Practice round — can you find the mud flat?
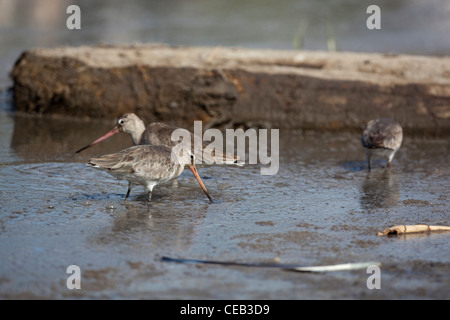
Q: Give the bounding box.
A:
[10,44,450,135]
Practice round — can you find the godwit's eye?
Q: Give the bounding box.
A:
[190,154,194,160]
[118,119,124,125]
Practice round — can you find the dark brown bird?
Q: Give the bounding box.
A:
[76,113,242,165]
[361,118,403,171]
[87,145,213,202]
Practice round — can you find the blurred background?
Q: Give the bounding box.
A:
[0,0,449,89]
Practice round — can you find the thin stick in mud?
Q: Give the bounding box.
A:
[378,224,450,236]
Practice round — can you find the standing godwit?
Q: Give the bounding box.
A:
[76,113,241,165]
[87,144,213,202]
[361,118,403,171]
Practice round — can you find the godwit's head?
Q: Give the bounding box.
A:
[75,113,146,153]
[116,113,145,139]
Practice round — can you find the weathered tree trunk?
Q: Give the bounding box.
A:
[10,44,450,135]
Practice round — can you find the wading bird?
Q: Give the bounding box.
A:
[361,118,403,171]
[87,144,213,202]
[76,113,241,165]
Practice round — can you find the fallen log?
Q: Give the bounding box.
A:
[10,44,450,134]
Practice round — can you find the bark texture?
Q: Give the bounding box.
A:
[10,44,450,135]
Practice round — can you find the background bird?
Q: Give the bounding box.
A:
[361,118,403,171]
[76,113,242,166]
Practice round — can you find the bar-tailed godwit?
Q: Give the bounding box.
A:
[76,113,241,165]
[87,144,213,202]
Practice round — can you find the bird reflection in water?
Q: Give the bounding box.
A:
[360,169,400,210]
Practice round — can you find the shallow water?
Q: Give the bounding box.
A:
[0,112,448,299]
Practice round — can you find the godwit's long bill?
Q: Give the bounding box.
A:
[75,127,119,154]
[75,113,241,165]
[87,145,213,202]
[361,118,403,171]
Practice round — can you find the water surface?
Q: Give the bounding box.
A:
[1,0,450,88]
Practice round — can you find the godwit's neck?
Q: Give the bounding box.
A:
[131,118,146,145]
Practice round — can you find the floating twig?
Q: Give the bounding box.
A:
[161,256,380,273]
[378,224,450,236]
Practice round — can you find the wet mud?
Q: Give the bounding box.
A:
[0,113,449,299]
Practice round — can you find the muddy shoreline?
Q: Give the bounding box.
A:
[0,115,448,299]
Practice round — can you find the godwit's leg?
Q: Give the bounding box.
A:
[387,151,396,168]
[147,184,156,202]
[125,182,133,200]
[366,150,372,172]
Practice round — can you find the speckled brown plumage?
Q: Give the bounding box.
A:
[77,113,241,165]
[87,144,213,202]
[361,118,403,171]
